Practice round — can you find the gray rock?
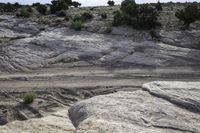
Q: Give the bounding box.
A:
[0,110,75,133]
[143,81,200,113]
[160,30,200,49]
[1,15,200,72]
[69,82,200,133]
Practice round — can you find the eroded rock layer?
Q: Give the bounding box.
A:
[69,82,200,133]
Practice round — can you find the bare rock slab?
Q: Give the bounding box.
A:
[0,110,75,133]
[143,81,200,113]
[69,82,200,133]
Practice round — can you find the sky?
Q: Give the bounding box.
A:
[0,0,198,6]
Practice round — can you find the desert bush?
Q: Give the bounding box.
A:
[0,2,19,12]
[23,92,37,104]
[101,13,107,19]
[16,7,32,18]
[71,20,83,31]
[32,3,40,7]
[73,15,82,21]
[175,3,200,27]
[14,2,21,9]
[113,10,123,26]
[64,0,73,5]
[113,0,159,29]
[108,0,115,6]
[72,1,81,8]
[156,1,162,11]
[50,0,69,14]
[36,4,47,15]
[57,10,66,17]
[81,12,93,21]
[27,7,33,13]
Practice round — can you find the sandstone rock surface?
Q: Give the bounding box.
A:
[69,82,200,133]
[0,15,200,72]
[0,110,75,133]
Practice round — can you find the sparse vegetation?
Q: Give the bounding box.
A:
[71,20,83,31]
[36,4,47,15]
[16,7,32,18]
[0,2,21,12]
[73,15,82,21]
[23,92,37,104]
[175,3,200,27]
[113,11,123,26]
[81,12,93,21]
[50,0,69,14]
[113,0,159,29]
[57,10,66,17]
[156,1,163,11]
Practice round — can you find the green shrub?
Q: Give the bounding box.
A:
[114,0,159,29]
[36,4,47,15]
[156,1,162,11]
[3,2,16,12]
[23,92,37,104]
[0,2,21,12]
[16,7,32,18]
[72,1,81,8]
[27,7,33,13]
[32,3,40,7]
[113,11,123,26]
[175,3,200,27]
[73,15,82,21]
[108,0,115,6]
[57,10,66,17]
[81,12,93,21]
[50,0,69,14]
[71,20,83,31]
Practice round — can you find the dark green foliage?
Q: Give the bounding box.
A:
[72,1,81,8]
[175,3,200,27]
[23,92,37,104]
[136,5,159,28]
[108,0,115,6]
[156,1,162,11]
[73,15,82,21]
[0,2,21,12]
[16,7,32,18]
[32,3,40,7]
[113,11,123,26]
[36,4,47,15]
[50,0,69,14]
[14,2,21,8]
[27,7,33,13]
[81,12,93,21]
[101,13,107,19]
[71,20,83,31]
[64,0,73,5]
[57,10,66,17]
[114,0,159,29]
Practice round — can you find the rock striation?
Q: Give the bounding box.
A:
[69,81,200,133]
[1,15,200,72]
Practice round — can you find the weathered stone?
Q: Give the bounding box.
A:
[143,81,200,113]
[0,110,75,133]
[69,82,200,132]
